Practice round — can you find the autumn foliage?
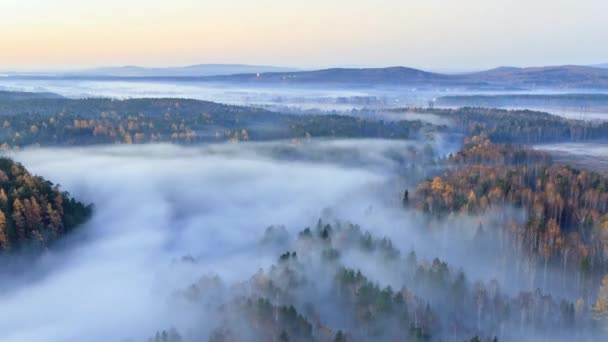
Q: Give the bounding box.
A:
[0,158,92,252]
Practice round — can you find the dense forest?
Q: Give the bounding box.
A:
[389,107,608,144]
[2,95,608,149]
[0,96,434,148]
[0,158,92,252]
[441,107,608,143]
[409,134,608,330]
[448,135,552,166]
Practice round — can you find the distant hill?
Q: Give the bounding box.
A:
[464,65,608,88]
[201,65,608,89]
[592,63,608,69]
[6,65,608,89]
[0,91,63,100]
[66,64,301,77]
[202,66,455,85]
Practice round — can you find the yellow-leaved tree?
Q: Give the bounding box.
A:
[0,209,7,250]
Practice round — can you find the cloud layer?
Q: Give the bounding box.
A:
[1,139,451,341]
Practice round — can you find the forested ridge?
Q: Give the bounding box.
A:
[0,158,92,252]
[449,135,552,166]
[390,107,608,144]
[0,96,433,148]
[3,94,608,149]
[408,133,608,333]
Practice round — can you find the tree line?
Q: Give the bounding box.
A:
[0,96,434,148]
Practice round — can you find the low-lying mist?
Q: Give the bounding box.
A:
[0,139,595,341]
[534,141,608,175]
[0,140,433,341]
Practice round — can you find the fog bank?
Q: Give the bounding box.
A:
[0,138,577,341]
[0,140,441,341]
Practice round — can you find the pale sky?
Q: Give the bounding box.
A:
[1,0,607,71]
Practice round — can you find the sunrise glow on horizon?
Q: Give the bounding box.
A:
[2,0,607,70]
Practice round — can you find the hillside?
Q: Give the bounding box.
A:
[203,66,454,84]
[0,93,436,147]
[465,65,608,88]
[0,158,92,252]
[3,93,608,148]
[391,107,608,144]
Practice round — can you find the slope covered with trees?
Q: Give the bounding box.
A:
[390,107,608,144]
[0,95,438,148]
[409,134,608,323]
[0,158,92,252]
[3,93,607,149]
[449,134,552,166]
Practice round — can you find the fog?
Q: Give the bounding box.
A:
[0,78,415,110]
[535,142,608,174]
[0,140,440,341]
[0,139,602,341]
[0,77,537,113]
[6,78,606,119]
[535,142,608,157]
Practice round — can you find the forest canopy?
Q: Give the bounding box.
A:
[0,96,435,148]
[0,157,92,252]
